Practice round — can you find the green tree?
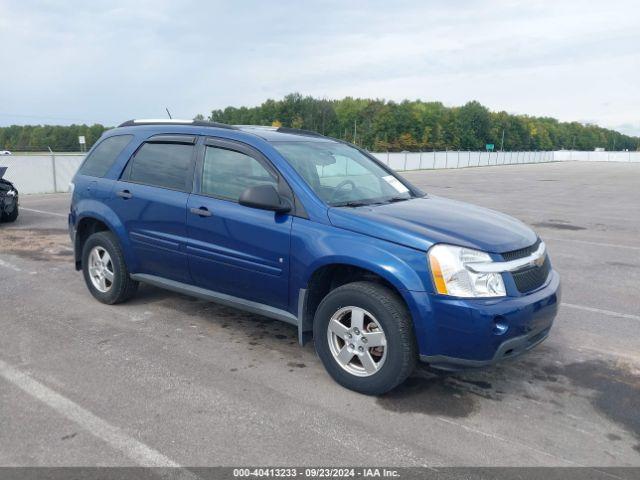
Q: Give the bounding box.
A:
[4,95,638,152]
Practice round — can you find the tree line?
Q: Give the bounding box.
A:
[203,93,639,152]
[1,93,637,152]
[0,124,107,152]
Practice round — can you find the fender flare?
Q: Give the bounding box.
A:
[297,244,427,344]
[74,200,137,272]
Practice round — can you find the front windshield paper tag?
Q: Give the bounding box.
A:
[383,175,409,193]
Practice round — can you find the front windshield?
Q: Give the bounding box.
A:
[273,141,413,206]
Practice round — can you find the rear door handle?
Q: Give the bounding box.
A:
[190,207,212,217]
[116,190,133,199]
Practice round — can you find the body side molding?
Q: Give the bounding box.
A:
[130,274,298,326]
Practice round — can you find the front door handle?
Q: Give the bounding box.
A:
[116,189,133,199]
[190,207,212,217]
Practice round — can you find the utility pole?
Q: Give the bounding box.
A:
[353,119,357,145]
[500,129,505,152]
[48,146,58,193]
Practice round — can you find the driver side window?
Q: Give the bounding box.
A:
[201,146,277,201]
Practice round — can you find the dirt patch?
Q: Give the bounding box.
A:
[561,360,640,442]
[533,221,586,231]
[287,362,306,368]
[130,285,304,359]
[453,378,492,390]
[607,261,639,269]
[377,352,637,426]
[376,373,478,418]
[0,228,73,261]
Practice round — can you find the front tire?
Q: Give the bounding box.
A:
[82,231,138,304]
[313,281,417,395]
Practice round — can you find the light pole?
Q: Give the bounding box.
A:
[353,119,357,145]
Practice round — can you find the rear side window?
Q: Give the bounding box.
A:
[77,135,133,177]
[201,146,277,201]
[124,143,194,191]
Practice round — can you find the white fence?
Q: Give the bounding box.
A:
[1,150,639,195]
[552,150,640,162]
[0,153,85,195]
[373,150,640,170]
[372,151,556,170]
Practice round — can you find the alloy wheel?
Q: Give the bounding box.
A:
[326,306,388,377]
[88,246,114,293]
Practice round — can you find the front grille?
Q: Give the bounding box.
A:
[501,238,541,261]
[511,255,551,293]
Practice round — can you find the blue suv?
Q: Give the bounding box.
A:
[69,120,560,394]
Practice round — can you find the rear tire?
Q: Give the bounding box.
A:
[313,281,417,395]
[82,231,138,304]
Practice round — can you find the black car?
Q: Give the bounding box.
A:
[0,166,19,223]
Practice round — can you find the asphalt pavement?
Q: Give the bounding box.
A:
[0,161,639,470]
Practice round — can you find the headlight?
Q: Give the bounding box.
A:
[6,190,16,197]
[428,244,506,298]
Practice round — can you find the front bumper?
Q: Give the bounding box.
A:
[420,324,552,370]
[408,269,560,370]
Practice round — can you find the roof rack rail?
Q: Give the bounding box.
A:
[117,119,237,130]
[234,125,278,131]
[234,124,327,138]
[275,127,325,137]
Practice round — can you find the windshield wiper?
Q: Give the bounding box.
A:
[332,200,374,208]
[386,196,411,203]
[333,197,410,207]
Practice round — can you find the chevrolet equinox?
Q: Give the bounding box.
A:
[69,120,560,394]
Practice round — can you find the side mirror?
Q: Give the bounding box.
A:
[239,184,291,213]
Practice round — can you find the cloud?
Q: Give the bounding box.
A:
[0,0,638,135]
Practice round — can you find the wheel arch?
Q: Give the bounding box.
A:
[297,258,418,345]
[74,209,132,271]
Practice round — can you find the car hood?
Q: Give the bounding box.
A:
[328,196,537,253]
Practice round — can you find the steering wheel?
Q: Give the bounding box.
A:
[329,179,357,202]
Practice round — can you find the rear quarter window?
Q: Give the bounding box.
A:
[77,135,133,177]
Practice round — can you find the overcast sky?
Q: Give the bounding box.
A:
[1,0,638,135]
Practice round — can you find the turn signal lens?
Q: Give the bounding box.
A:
[428,254,448,295]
